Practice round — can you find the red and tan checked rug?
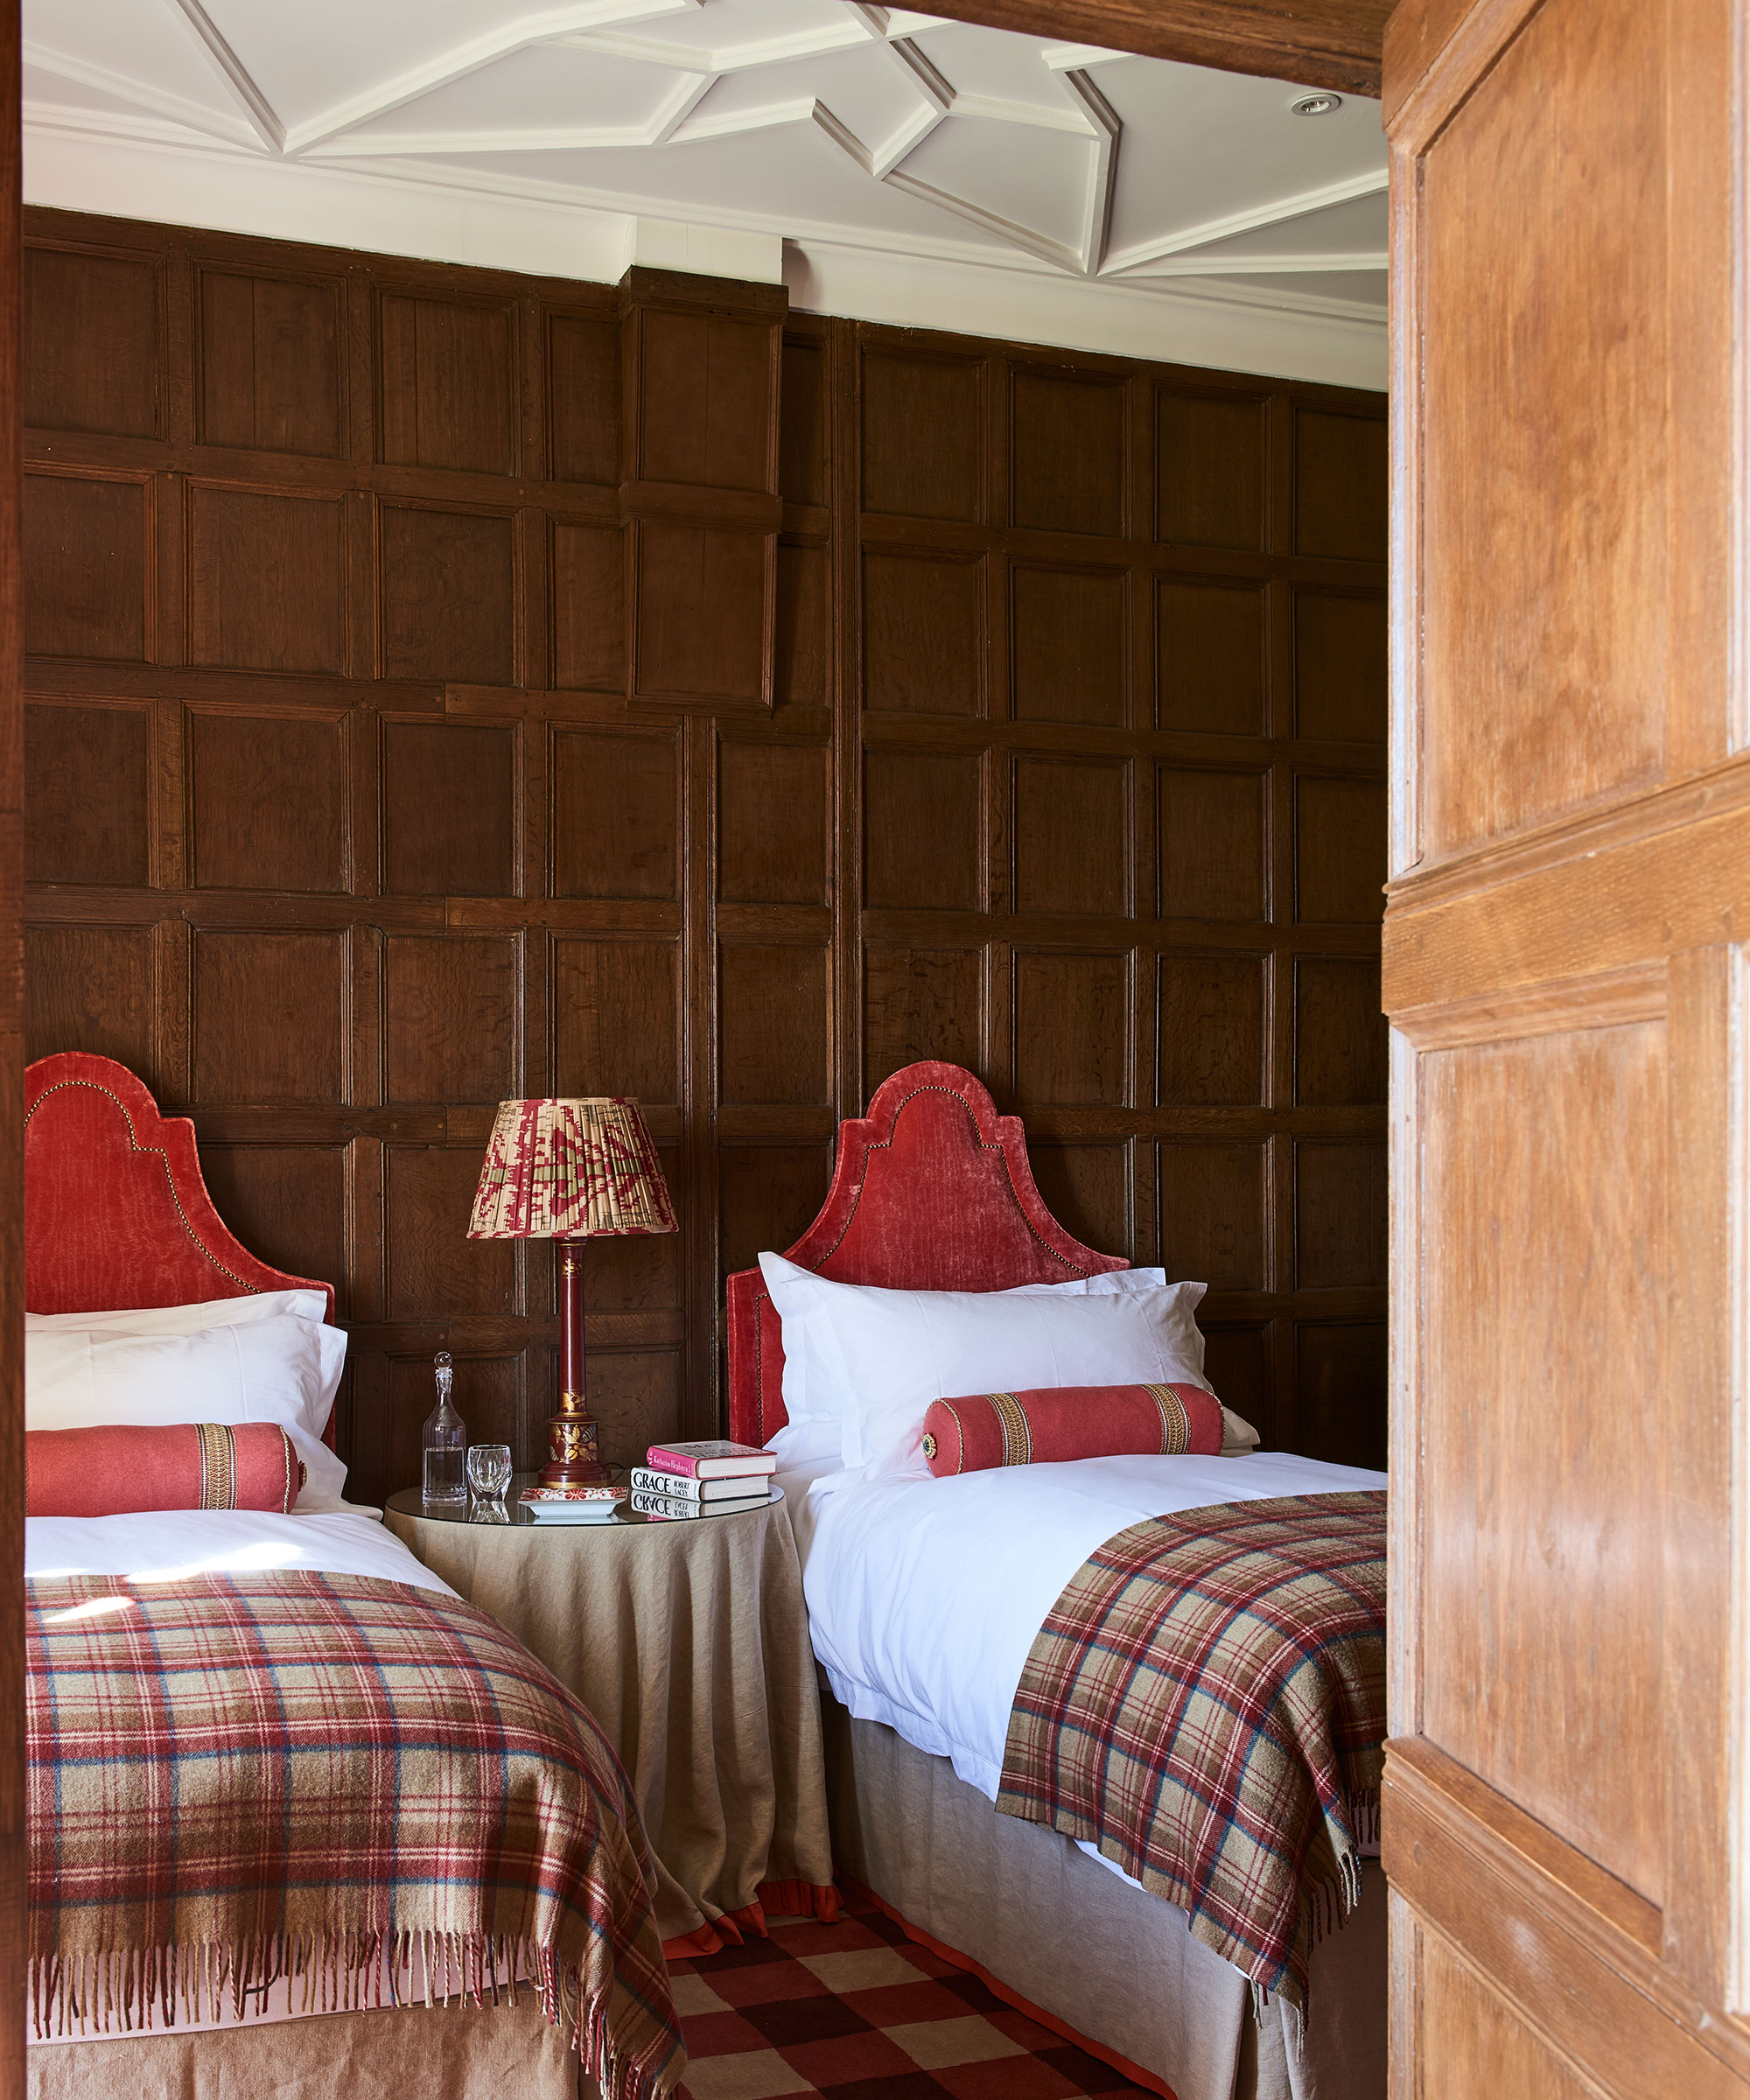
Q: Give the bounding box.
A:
[671,1887,1156,2100]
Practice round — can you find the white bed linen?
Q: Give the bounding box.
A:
[780,1447,1387,1810]
[25,1503,458,1597]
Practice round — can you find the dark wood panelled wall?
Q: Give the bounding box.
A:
[20,205,1387,1503]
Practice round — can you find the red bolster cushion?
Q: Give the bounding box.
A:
[26,1423,306,1517]
[921,1383,1223,1477]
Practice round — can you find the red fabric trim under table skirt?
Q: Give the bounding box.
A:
[660,1879,841,1962]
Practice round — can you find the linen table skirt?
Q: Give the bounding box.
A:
[387,1494,834,1950]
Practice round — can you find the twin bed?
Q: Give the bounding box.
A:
[22,1051,1386,2100]
[727,1063,1388,2100]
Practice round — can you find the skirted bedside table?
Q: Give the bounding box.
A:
[385,1474,836,1956]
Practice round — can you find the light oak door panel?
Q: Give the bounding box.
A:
[1385,0,1748,2092]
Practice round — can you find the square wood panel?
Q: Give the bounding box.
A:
[386,1351,525,1493]
[864,749,984,911]
[1159,1139,1267,1291]
[780,338,828,507]
[1013,755,1130,917]
[1158,766,1269,922]
[1296,775,1388,923]
[1295,956,1386,1106]
[1012,950,1130,1106]
[1012,564,1127,727]
[1158,580,1266,736]
[187,485,345,674]
[383,934,519,1104]
[551,937,679,1104]
[379,504,515,684]
[192,929,346,1103]
[1296,1322,1386,1472]
[720,738,829,904]
[864,946,984,1091]
[863,550,984,716]
[636,309,774,493]
[550,726,679,900]
[25,244,159,438]
[1202,1325,1270,1443]
[385,1145,516,1319]
[25,473,149,661]
[381,719,517,898]
[1158,955,1266,1107]
[551,522,624,691]
[861,350,984,523]
[199,269,344,458]
[1294,410,1388,563]
[547,311,619,485]
[190,709,347,893]
[718,1143,833,1275]
[1295,592,1387,744]
[1295,1140,1388,1289]
[777,541,829,709]
[200,1144,349,1312]
[380,293,516,475]
[1028,1143,1130,1260]
[25,923,155,1078]
[585,1351,683,1473]
[630,520,768,707]
[1156,391,1266,550]
[26,702,148,887]
[1010,369,1126,536]
[719,944,830,1105]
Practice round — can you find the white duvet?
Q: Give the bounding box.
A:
[782,1447,1387,1806]
[24,1504,456,1598]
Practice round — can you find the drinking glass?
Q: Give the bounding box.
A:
[467,1443,513,1508]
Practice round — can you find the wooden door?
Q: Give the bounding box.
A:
[1381,0,1750,2091]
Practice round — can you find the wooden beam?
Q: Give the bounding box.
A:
[906,0,1388,99]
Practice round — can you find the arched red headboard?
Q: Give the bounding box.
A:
[24,1051,336,1326]
[725,1060,1127,1446]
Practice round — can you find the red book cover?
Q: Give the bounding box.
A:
[644,1438,777,1480]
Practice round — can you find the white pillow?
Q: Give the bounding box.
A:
[26,1289,329,1332]
[768,1270,1214,1486]
[25,1314,349,1509]
[26,1293,346,1458]
[759,1254,1172,1428]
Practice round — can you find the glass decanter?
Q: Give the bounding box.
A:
[422,1351,467,1508]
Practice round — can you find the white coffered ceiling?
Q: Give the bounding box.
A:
[22,0,1387,382]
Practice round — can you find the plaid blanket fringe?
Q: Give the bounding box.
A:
[26,1572,685,2100]
[29,1935,653,2100]
[997,1491,1387,2023]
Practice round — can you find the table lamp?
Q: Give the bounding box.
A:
[467,1098,677,1487]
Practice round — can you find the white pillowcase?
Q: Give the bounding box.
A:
[26,1288,329,1334]
[25,1313,349,1510]
[758,1258,1216,1486]
[759,1254,1172,1429]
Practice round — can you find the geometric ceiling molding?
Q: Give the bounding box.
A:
[23,0,1388,312]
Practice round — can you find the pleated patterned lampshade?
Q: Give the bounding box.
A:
[467,1098,676,1241]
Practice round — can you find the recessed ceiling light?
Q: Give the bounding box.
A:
[1291,93,1344,116]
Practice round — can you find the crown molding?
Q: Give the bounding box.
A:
[23,104,1384,385]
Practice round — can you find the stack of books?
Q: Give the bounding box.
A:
[630,1440,777,1520]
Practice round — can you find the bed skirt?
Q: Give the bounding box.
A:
[821,1691,1385,2100]
[28,1995,592,2099]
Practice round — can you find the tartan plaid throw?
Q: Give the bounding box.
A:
[996,1491,1386,2017]
[26,1570,685,2098]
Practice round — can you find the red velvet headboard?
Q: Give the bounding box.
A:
[725,1060,1128,1446]
[24,1053,339,1434]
